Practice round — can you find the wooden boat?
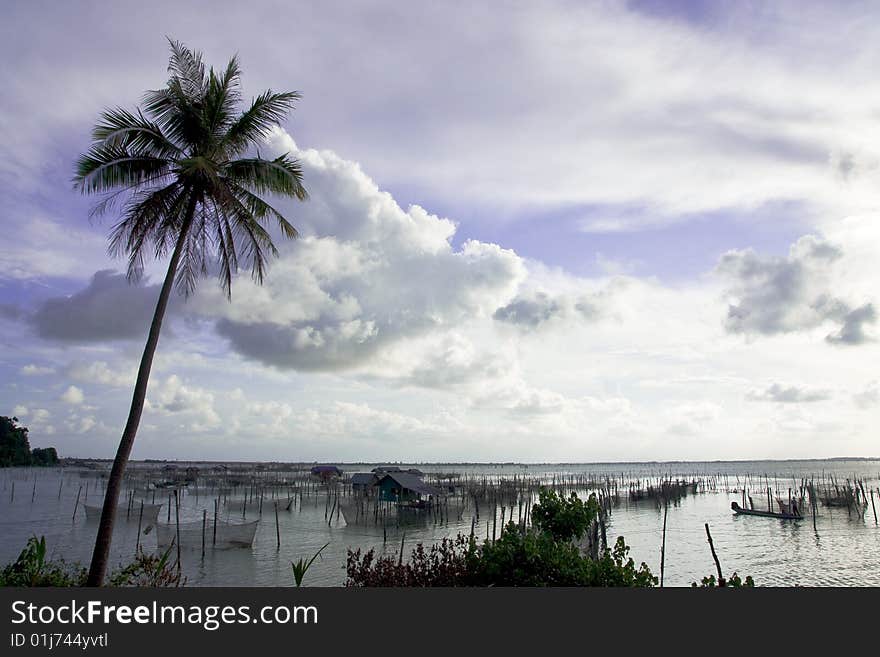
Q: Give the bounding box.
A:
[731,501,802,520]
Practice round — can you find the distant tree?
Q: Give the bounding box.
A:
[73,39,307,585]
[31,447,59,467]
[0,416,32,467]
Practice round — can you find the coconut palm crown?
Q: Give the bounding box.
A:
[74,39,307,585]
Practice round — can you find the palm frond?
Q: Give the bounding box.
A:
[107,183,185,281]
[223,154,308,201]
[91,107,183,159]
[74,145,173,194]
[205,55,242,142]
[166,38,206,100]
[222,91,300,155]
[175,204,210,297]
[228,182,299,240]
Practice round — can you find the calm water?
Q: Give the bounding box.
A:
[1,460,878,587]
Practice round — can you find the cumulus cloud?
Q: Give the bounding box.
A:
[60,385,84,405]
[493,289,601,330]
[31,270,161,342]
[825,303,876,345]
[145,375,219,431]
[717,235,875,343]
[746,383,831,403]
[394,332,512,389]
[66,361,136,388]
[191,132,525,374]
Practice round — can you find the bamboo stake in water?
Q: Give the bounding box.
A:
[660,497,669,588]
[174,489,181,572]
[136,501,144,554]
[275,503,280,550]
[201,509,207,559]
[704,523,724,586]
[72,485,82,522]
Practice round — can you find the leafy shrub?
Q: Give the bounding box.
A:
[346,489,657,587]
[108,547,185,587]
[691,572,755,588]
[530,489,600,542]
[1,537,185,587]
[0,536,87,587]
[347,535,473,587]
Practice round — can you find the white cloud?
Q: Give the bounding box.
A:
[145,375,220,431]
[20,364,54,376]
[188,131,526,375]
[60,385,84,405]
[66,361,136,388]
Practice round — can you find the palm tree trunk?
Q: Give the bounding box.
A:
[86,198,198,586]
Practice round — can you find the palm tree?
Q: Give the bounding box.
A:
[74,39,307,585]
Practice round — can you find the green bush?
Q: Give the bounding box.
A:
[0,536,87,587]
[530,489,600,542]
[347,490,657,587]
[108,547,185,587]
[1,537,184,587]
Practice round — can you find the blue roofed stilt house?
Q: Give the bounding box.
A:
[376,470,444,507]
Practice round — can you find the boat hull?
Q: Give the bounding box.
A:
[731,501,802,520]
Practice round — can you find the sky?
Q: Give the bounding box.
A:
[1,0,879,462]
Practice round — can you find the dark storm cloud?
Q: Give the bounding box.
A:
[30,270,161,342]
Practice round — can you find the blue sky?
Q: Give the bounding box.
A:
[1,1,879,461]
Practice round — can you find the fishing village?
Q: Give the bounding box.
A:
[2,459,878,587]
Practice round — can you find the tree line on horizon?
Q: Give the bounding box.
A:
[0,416,59,468]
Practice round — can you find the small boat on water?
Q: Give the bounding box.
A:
[83,502,162,523]
[731,501,803,520]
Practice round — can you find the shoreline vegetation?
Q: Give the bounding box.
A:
[0,417,59,468]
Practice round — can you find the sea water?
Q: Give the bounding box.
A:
[1,460,878,587]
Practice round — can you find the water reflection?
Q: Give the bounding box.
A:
[1,462,878,587]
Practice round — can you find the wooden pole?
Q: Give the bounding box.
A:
[174,489,181,571]
[201,509,207,559]
[136,501,144,553]
[213,498,218,547]
[72,485,82,521]
[704,523,724,586]
[660,498,669,588]
[275,503,281,550]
